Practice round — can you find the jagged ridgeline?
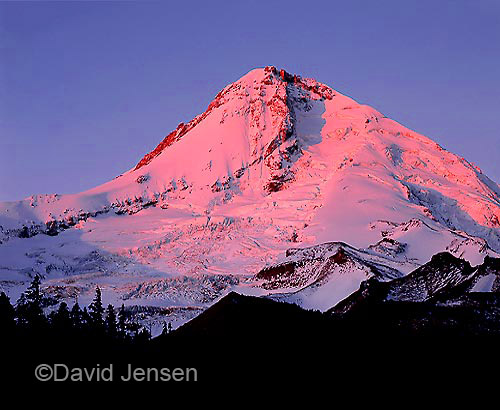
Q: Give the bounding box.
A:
[0,67,499,333]
[3,251,500,385]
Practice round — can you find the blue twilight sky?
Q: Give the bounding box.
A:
[0,0,499,201]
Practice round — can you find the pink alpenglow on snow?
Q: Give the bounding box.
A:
[1,67,499,331]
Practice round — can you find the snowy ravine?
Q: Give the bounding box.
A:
[1,66,499,333]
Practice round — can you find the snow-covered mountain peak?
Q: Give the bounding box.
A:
[1,67,499,323]
[130,66,340,193]
[1,66,499,245]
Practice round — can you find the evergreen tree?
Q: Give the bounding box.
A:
[135,327,151,343]
[161,321,173,336]
[16,275,45,329]
[105,304,117,336]
[0,292,15,331]
[51,302,71,331]
[128,321,140,338]
[118,304,127,335]
[25,275,42,305]
[70,302,83,329]
[82,307,91,327]
[88,286,104,329]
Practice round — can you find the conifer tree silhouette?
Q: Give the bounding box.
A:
[50,302,71,331]
[105,304,117,336]
[70,302,84,329]
[118,304,127,336]
[0,292,15,332]
[16,275,45,329]
[88,287,105,330]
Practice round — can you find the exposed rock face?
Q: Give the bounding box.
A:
[133,66,335,196]
[256,242,407,311]
[368,238,407,258]
[331,253,500,315]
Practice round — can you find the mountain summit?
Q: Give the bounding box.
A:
[1,67,499,323]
